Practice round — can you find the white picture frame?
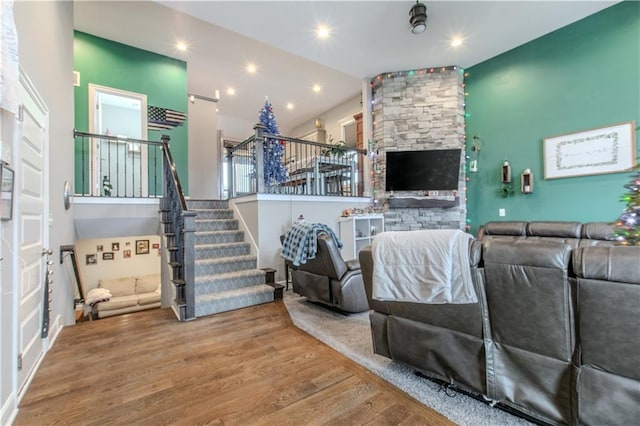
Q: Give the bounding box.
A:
[543,121,636,179]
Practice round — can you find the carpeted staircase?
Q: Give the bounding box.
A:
[186,199,275,317]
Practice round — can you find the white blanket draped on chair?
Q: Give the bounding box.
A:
[372,229,478,304]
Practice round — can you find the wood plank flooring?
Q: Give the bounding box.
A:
[15,301,453,425]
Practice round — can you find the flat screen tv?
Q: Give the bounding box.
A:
[385,149,461,192]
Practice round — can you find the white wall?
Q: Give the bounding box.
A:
[2,1,74,423]
[218,113,256,142]
[290,95,362,145]
[188,98,219,198]
[231,194,372,282]
[73,199,160,239]
[75,235,161,293]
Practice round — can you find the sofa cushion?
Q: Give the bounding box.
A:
[98,277,136,297]
[95,294,139,311]
[136,274,160,294]
[138,292,161,305]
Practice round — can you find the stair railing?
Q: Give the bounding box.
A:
[160,135,197,321]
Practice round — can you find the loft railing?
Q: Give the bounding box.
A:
[73,130,164,198]
[74,130,195,321]
[227,124,366,198]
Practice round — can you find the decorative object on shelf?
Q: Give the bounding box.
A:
[498,160,514,198]
[501,160,512,183]
[257,98,288,186]
[469,135,481,173]
[543,121,636,179]
[613,161,640,246]
[521,169,534,193]
[102,175,112,196]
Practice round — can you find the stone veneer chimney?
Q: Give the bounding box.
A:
[371,67,467,231]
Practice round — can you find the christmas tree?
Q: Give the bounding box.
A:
[613,164,640,245]
[257,99,287,186]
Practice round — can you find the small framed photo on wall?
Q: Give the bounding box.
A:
[123,249,131,259]
[136,239,150,255]
[112,242,120,251]
[86,254,97,265]
[102,252,114,260]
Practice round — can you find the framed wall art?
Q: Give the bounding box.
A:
[136,239,150,255]
[543,121,636,179]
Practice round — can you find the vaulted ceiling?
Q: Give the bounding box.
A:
[74,1,618,138]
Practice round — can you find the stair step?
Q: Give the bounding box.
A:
[191,209,234,220]
[195,230,244,245]
[195,242,251,259]
[194,218,239,232]
[195,284,274,317]
[195,269,266,294]
[195,254,257,275]
[186,199,229,210]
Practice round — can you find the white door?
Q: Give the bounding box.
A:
[88,84,148,197]
[16,71,49,395]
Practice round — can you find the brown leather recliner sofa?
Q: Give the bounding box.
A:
[359,221,639,425]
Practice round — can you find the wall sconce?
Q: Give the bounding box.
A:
[501,160,512,183]
[521,168,534,193]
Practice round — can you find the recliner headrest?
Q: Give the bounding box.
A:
[527,221,582,238]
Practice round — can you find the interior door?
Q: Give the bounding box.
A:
[88,84,147,197]
[16,72,49,395]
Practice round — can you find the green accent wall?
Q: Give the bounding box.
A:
[73,31,188,194]
[465,2,639,234]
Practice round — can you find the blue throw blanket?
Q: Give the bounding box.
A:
[281,222,342,266]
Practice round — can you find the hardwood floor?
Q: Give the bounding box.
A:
[15,301,453,425]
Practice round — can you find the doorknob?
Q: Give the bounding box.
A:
[42,249,53,256]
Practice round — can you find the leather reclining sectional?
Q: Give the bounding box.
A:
[289,233,369,313]
[359,221,640,425]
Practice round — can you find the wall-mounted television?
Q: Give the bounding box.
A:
[385,149,461,192]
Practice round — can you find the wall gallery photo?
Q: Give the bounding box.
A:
[136,239,150,255]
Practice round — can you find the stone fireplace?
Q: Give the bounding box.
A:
[371,67,467,231]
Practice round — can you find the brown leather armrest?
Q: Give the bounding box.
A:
[345,259,360,271]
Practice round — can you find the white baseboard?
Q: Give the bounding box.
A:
[1,391,17,426]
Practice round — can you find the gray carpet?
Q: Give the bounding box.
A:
[282,291,533,426]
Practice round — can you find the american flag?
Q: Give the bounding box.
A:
[148,105,187,131]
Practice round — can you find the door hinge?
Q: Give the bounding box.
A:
[17,353,22,370]
[18,104,24,122]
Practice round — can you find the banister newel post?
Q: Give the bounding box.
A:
[254,123,266,194]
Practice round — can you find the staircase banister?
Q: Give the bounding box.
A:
[161,135,188,211]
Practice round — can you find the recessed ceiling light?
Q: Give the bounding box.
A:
[312,84,322,93]
[451,37,463,47]
[286,102,294,110]
[316,25,331,39]
[226,87,236,96]
[246,63,257,74]
[176,40,188,51]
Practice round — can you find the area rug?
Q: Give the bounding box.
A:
[282,291,533,426]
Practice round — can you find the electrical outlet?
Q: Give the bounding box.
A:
[499,208,506,217]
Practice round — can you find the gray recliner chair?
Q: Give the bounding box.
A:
[290,233,369,313]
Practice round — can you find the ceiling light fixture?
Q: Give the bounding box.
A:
[226,87,236,96]
[246,63,257,74]
[409,1,428,34]
[316,24,331,39]
[312,84,322,93]
[286,102,294,110]
[176,40,188,51]
[451,37,463,47]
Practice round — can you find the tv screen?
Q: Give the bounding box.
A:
[385,149,461,192]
